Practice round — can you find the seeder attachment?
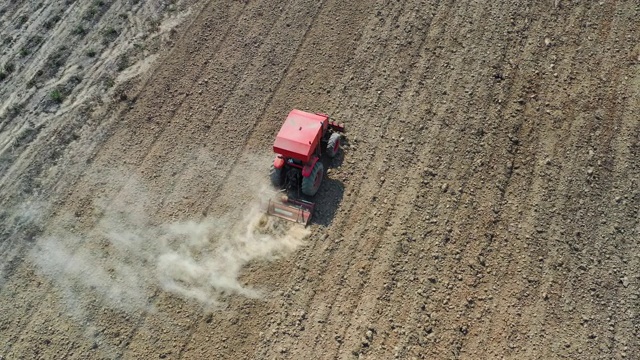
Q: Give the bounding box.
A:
[267,195,314,226]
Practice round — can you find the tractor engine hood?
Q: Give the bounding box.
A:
[273,109,327,163]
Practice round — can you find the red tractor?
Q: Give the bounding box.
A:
[267,109,345,225]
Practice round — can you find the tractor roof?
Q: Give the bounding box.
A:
[273,109,326,163]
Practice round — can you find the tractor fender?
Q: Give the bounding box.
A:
[302,156,319,177]
[273,156,285,169]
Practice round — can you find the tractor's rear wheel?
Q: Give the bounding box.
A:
[301,161,324,196]
[270,165,284,187]
[326,133,341,158]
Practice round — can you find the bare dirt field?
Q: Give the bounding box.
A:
[1,0,639,359]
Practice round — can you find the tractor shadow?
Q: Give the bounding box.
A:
[310,141,347,226]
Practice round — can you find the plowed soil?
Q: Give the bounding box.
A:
[1,1,639,359]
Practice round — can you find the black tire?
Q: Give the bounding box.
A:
[270,165,284,187]
[301,161,324,196]
[326,133,341,158]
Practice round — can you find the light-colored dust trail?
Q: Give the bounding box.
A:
[157,205,308,308]
[28,172,309,316]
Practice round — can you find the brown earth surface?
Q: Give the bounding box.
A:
[1,0,639,359]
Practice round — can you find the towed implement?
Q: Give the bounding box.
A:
[267,109,345,225]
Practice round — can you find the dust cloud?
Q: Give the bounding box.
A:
[0,200,46,288]
[28,173,309,315]
[156,205,307,307]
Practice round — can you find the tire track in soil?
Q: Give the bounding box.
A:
[528,7,628,358]
[537,9,640,357]
[324,1,477,357]
[615,59,640,355]
[454,3,589,357]
[316,0,496,358]
[460,7,587,358]
[390,4,520,356]
[0,1,243,357]
[490,6,593,355]
[350,2,518,357]
[543,93,621,357]
[513,88,588,357]
[348,2,512,357]
[514,4,628,357]
[472,3,638,357]
[576,85,636,359]
[575,6,640,357]
[352,0,588,358]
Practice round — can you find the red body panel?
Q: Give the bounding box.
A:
[273,109,328,164]
[302,156,320,177]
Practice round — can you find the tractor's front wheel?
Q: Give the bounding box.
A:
[326,133,341,158]
[301,161,324,196]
